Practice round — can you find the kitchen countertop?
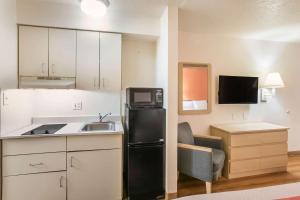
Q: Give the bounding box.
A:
[0,121,124,139]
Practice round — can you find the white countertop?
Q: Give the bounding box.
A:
[211,122,289,134]
[0,121,124,139]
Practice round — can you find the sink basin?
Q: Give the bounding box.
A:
[81,122,115,132]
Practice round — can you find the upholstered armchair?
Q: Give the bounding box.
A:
[177,122,225,193]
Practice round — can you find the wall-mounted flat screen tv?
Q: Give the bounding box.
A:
[218,75,258,104]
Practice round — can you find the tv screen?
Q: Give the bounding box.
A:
[218,75,258,104]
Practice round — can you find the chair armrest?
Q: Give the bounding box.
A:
[195,135,222,140]
[178,143,213,182]
[178,143,212,152]
[194,135,223,150]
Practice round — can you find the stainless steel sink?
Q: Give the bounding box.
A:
[81,122,115,132]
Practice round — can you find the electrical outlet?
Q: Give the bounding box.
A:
[73,101,82,111]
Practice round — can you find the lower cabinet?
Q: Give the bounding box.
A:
[1,135,123,200]
[67,149,122,200]
[2,171,66,200]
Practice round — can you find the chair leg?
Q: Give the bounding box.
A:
[205,182,212,194]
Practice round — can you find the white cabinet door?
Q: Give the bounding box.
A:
[3,172,66,200]
[19,26,48,77]
[100,33,122,91]
[67,149,122,200]
[49,28,76,77]
[76,31,100,90]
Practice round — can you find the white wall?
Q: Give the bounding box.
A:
[179,31,300,151]
[156,5,178,194]
[0,89,121,134]
[32,90,121,117]
[17,0,160,36]
[122,37,157,89]
[0,89,34,134]
[0,0,17,89]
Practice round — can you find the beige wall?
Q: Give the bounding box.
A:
[178,31,300,151]
[0,0,17,89]
[122,37,157,89]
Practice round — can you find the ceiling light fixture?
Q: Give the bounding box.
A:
[80,0,110,17]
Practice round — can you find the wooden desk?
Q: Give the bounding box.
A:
[210,122,288,179]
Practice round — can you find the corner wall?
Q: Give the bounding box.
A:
[156,5,178,194]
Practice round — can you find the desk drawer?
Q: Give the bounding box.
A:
[231,158,260,173]
[231,131,287,147]
[3,152,66,176]
[260,155,288,169]
[67,134,122,151]
[231,143,287,160]
[230,155,287,174]
[3,137,66,156]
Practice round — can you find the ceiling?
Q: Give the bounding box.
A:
[20,0,300,42]
[179,0,300,42]
[25,0,168,18]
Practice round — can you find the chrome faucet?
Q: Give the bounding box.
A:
[98,112,112,122]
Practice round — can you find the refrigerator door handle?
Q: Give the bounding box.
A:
[129,141,165,147]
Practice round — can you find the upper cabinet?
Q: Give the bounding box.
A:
[76,31,100,90]
[19,26,49,77]
[18,25,121,90]
[100,33,122,91]
[49,29,76,77]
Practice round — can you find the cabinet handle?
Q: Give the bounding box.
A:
[51,64,55,74]
[59,176,63,188]
[94,78,96,89]
[70,156,74,168]
[41,63,45,74]
[29,162,44,167]
[102,78,105,89]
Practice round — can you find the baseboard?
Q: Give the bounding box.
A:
[166,192,178,199]
[288,151,300,156]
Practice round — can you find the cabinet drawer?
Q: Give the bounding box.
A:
[231,143,287,160]
[230,131,287,147]
[3,152,66,176]
[230,158,260,173]
[67,134,122,151]
[230,155,287,174]
[260,155,288,169]
[3,137,66,156]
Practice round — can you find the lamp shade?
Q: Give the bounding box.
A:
[263,72,285,88]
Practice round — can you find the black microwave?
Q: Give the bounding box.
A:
[126,88,163,108]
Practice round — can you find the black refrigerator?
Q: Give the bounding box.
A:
[124,88,166,200]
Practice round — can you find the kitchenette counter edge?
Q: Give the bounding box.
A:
[0,121,124,139]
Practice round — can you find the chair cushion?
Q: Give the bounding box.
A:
[212,148,225,173]
[178,122,195,145]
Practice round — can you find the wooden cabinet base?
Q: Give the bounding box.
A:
[211,122,289,179]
